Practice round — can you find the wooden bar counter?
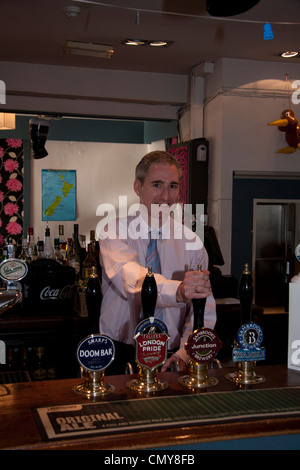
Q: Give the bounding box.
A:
[0,364,300,450]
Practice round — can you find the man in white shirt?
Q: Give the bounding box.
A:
[99,150,216,375]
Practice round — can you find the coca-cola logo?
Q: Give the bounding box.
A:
[39,285,74,301]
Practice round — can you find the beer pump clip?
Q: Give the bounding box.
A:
[73,334,115,399]
[0,256,27,314]
[226,263,266,385]
[178,265,222,389]
[128,266,169,393]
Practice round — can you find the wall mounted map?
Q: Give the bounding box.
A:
[42,169,76,221]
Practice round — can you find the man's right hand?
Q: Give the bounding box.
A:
[176,269,212,303]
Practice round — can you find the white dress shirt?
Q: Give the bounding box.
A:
[99,215,216,363]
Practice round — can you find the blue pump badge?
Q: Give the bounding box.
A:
[135,316,168,335]
[76,334,115,371]
[232,322,266,362]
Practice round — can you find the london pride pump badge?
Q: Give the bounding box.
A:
[134,317,169,371]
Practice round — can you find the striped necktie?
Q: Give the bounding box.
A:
[146,236,163,320]
[146,238,161,275]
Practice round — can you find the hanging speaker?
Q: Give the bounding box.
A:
[29,118,50,159]
[206,0,260,17]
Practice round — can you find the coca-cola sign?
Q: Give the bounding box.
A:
[39,284,74,301]
[22,259,76,316]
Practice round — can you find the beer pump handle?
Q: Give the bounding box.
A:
[192,264,206,331]
[141,266,158,319]
[239,262,253,325]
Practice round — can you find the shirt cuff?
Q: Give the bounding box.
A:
[156,277,183,308]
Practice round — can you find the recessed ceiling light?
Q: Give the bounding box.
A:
[281,51,299,58]
[124,39,147,46]
[149,41,169,47]
[123,39,172,48]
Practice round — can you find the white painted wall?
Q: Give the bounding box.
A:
[31,140,165,244]
[204,58,300,274]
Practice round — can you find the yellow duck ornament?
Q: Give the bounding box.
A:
[268,109,300,154]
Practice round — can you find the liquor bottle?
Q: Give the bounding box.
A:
[44,223,54,259]
[6,348,16,371]
[53,238,64,265]
[67,241,80,281]
[90,230,96,252]
[37,240,45,259]
[32,347,47,381]
[90,229,101,279]
[58,225,67,262]
[192,265,206,331]
[6,238,15,259]
[73,224,87,271]
[18,238,31,264]
[1,239,8,261]
[80,234,86,250]
[141,266,158,319]
[27,228,37,262]
[81,243,97,281]
[15,238,22,258]
[239,263,253,325]
[20,347,29,371]
[85,266,102,333]
[66,238,73,262]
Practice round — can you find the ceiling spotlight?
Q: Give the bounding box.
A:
[149,41,169,47]
[64,41,114,59]
[123,39,172,48]
[124,39,147,46]
[281,51,299,58]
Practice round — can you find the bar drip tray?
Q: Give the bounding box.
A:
[0,370,31,384]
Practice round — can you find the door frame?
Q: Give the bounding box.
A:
[252,198,300,306]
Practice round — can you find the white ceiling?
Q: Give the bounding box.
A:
[1,0,300,75]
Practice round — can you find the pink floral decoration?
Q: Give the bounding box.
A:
[4,202,19,216]
[0,139,24,246]
[6,221,22,235]
[5,139,22,148]
[6,178,22,192]
[4,159,19,173]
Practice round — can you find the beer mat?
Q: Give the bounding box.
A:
[33,387,300,442]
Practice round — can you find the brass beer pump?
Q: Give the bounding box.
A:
[178,265,221,389]
[73,272,115,399]
[128,266,169,393]
[226,263,265,385]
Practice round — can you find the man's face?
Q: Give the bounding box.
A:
[134,163,180,222]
